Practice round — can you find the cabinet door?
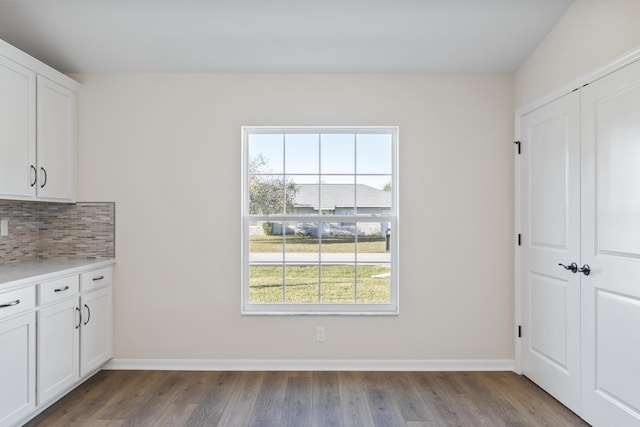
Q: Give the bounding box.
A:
[36,75,76,202]
[0,55,36,199]
[38,298,80,405]
[0,312,36,427]
[80,286,113,376]
[580,58,640,427]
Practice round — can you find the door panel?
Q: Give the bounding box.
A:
[530,116,570,249]
[595,84,640,256]
[530,274,568,370]
[520,91,581,414]
[596,291,640,413]
[581,59,640,427]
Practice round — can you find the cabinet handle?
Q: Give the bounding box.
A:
[75,307,81,329]
[92,276,105,281]
[83,304,91,326]
[40,167,48,188]
[54,285,70,293]
[0,299,20,309]
[30,165,37,187]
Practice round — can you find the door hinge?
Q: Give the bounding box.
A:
[518,325,522,338]
[518,234,521,246]
[514,140,521,154]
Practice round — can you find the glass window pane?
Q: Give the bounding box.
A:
[356,133,392,174]
[321,134,354,174]
[357,264,391,303]
[249,174,285,215]
[321,175,355,215]
[356,176,392,215]
[285,221,320,258]
[248,134,283,174]
[357,222,389,255]
[249,265,284,303]
[286,176,318,215]
[322,265,355,303]
[285,265,320,303]
[285,134,319,174]
[250,221,283,261]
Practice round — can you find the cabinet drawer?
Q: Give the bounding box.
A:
[80,267,113,292]
[0,287,36,320]
[38,275,79,306]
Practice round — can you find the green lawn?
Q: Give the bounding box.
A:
[250,234,386,253]
[249,265,391,303]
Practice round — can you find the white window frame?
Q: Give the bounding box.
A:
[241,126,399,315]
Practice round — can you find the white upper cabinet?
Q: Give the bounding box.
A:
[0,55,36,199]
[36,76,76,201]
[0,39,79,203]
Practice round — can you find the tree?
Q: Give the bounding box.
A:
[383,182,392,191]
[248,154,298,215]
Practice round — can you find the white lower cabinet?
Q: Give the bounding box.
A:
[80,286,113,376]
[38,297,80,404]
[37,269,113,406]
[0,312,36,427]
[0,263,113,427]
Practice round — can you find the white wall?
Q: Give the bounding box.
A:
[515,0,640,108]
[74,73,514,362]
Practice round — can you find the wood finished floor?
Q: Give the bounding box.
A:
[25,370,591,427]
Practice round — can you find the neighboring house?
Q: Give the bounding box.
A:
[291,183,391,216]
[256,183,392,237]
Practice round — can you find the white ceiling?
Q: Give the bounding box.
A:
[0,0,573,74]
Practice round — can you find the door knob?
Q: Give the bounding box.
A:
[558,262,578,273]
[578,264,591,276]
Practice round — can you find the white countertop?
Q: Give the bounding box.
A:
[0,259,116,291]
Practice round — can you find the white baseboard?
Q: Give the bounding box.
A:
[104,358,515,372]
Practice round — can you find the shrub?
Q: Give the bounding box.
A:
[261,221,273,235]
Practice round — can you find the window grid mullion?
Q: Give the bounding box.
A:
[282,134,286,303]
[282,221,286,303]
[353,134,358,303]
[319,221,323,303]
[318,134,323,303]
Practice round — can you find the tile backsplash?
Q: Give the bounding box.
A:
[0,201,115,264]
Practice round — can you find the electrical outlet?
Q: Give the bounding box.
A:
[0,219,7,237]
[316,326,325,342]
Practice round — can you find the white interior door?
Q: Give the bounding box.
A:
[580,59,640,427]
[519,91,581,414]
